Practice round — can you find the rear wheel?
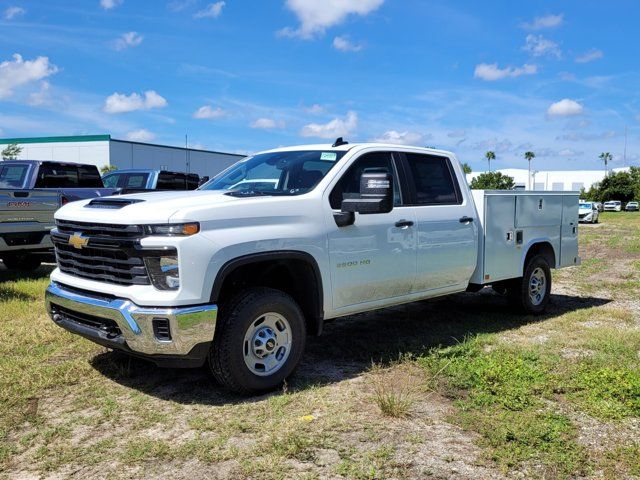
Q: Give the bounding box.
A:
[1,254,42,272]
[208,287,306,394]
[508,254,552,314]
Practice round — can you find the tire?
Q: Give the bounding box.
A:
[208,287,307,394]
[508,254,552,315]
[2,254,41,272]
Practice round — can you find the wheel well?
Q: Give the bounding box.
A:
[524,242,556,271]
[211,253,323,336]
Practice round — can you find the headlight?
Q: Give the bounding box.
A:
[144,253,180,290]
[144,223,200,236]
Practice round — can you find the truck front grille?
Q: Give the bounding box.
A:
[52,220,150,286]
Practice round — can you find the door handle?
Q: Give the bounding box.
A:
[459,216,474,223]
[395,219,414,228]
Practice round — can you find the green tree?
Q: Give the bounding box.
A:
[1,143,22,160]
[524,151,535,189]
[597,171,635,202]
[599,152,612,174]
[100,164,117,175]
[462,163,472,174]
[485,151,495,172]
[470,171,515,190]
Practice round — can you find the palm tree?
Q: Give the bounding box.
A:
[524,151,535,189]
[485,151,495,172]
[599,152,612,175]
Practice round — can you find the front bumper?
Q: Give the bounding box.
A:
[45,282,217,367]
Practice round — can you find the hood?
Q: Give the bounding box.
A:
[55,190,240,224]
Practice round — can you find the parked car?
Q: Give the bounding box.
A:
[625,201,639,212]
[45,141,580,394]
[0,160,118,271]
[102,169,200,194]
[579,201,599,223]
[603,200,622,212]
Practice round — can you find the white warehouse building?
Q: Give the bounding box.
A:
[0,135,244,178]
[467,167,631,192]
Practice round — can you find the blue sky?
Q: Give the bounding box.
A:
[0,0,638,171]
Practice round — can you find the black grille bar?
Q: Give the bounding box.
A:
[52,220,151,286]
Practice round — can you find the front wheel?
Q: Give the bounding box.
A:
[208,287,306,394]
[508,254,552,314]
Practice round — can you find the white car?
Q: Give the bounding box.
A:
[625,201,639,212]
[579,201,599,223]
[603,200,622,212]
[45,141,580,393]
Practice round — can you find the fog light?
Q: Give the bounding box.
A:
[144,255,180,290]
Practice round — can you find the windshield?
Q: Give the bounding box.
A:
[579,202,592,209]
[103,172,150,189]
[199,150,346,196]
[0,163,29,188]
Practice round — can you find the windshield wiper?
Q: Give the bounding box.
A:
[224,189,274,197]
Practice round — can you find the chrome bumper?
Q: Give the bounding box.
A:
[45,282,217,362]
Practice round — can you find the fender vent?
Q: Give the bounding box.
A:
[85,198,145,209]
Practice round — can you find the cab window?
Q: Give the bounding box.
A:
[329,152,402,209]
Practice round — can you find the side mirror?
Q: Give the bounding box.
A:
[334,171,394,227]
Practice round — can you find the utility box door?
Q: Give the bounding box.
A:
[515,195,563,228]
[483,194,521,282]
[560,195,580,267]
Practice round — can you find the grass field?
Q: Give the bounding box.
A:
[1,212,639,479]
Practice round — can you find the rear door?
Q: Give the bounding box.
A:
[402,152,478,292]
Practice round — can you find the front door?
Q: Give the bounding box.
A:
[325,151,416,309]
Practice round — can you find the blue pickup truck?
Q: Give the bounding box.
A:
[0,160,117,271]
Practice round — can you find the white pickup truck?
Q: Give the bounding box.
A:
[45,141,580,393]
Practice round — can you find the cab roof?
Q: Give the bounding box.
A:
[259,142,455,157]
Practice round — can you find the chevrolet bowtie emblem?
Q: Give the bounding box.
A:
[68,232,89,250]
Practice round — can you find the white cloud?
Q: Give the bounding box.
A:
[100,0,123,10]
[104,90,167,114]
[250,118,285,129]
[280,0,384,39]
[300,111,357,138]
[474,63,537,81]
[575,49,603,64]
[306,104,324,114]
[523,34,561,58]
[0,54,59,99]
[27,81,51,106]
[547,98,584,117]
[192,105,226,119]
[370,130,425,145]
[522,13,564,30]
[557,131,617,141]
[194,1,225,18]
[113,31,143,51]
[447,130,466,138]
[332,36,363,52]
[4,6,25,20]
[125,129,155,142]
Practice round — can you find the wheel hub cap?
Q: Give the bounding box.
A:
[243,312,292,376]
[529,267,547,306]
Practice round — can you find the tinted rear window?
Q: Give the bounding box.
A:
[405,153,461,205]
[78,165,103,188]
[34,164,79,188]
[0,164,29,188]
[157,172,187,190]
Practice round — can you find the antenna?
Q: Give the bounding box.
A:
[332,137,348,147]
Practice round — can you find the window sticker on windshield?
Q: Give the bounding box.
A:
[320,152,337,161]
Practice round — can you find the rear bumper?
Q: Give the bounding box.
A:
[45,281,217,367]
